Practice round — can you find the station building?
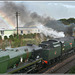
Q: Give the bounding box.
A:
[14,27,40,35]
[0,27,41,39]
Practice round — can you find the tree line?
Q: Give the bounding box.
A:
[59,18,75,25]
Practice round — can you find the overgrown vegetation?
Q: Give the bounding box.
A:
[59,18,75,25]
[0,33,47,50]
[69,66,75,74]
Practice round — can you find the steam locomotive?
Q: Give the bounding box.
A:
[39,37,75,64]
[0,36,75,73]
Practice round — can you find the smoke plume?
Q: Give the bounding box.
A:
[0,2,50,27]
[0,2,30,27]
[0,2,74,37]
[36,23,65,38]
[65,23,75,36]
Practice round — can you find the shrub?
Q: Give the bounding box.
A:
[9,35,14,40]
[19,35,22,39]
[4,36,8,40]
[69,66,75,73]
[0,35,2,40]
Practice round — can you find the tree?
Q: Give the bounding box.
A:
[68,18,75,24]
[59,18,75,25]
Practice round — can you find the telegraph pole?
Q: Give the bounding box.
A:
[16,12,19,36]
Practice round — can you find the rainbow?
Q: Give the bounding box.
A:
[0,10,15,29]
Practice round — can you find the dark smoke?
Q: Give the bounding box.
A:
[66,23,75,36]
[0,2,51,27]
[30,12,50,24]
[45,20,75,36]
[0,2,31,26]
[0,2,74,36]
[45,20,68,31]
[24,21,35,27]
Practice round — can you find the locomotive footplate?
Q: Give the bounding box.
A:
[6,58,42,74]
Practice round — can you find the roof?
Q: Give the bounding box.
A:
[0,50,26,59]
[0,27,38,31]
[0,45,42,59]
[17,27,37,28]
[0,28,15,31]
[6,45,42,51]
[15,27,38,30]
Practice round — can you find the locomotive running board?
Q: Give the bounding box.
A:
[6,58,42,74]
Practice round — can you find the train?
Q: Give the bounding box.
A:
[0,44,43,73]
[0,36,75,73]
[39,37,75,64]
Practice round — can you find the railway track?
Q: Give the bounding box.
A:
[44,52,75,74]
[34,51,75,74]
[7,58,42,74]
[10,51,75,74]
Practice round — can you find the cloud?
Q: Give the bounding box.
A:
[47,2,75,19]
[23,1,75,19]
[48,2,75,8]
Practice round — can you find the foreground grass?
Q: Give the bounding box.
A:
[23,38,35,41]
[11,38,41,48]
[69,66,75,74]
[0,33,47,49]
[0,38,42,49]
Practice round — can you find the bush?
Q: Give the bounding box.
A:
[4,36,8,40]
[0,36,2,40]
[13,34,17,37]
[12,38,21,47]
[69,66,75,73]
[9,35,14,40]
[23,34,26,38]
[19,35,22,39]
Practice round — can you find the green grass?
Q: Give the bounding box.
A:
[23,38,35,41]
[69,66,75,74]
[9,38,41,48]
[0,38,42,49]
[0,33,46,49]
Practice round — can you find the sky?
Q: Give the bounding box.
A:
[0,1,75,29]
[20,1,75,20]
[0,1,75,20]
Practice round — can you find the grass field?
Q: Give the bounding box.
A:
[69,66,75,74]
[0,33,46,49]
[0,38,42,49]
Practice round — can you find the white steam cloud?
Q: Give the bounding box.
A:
[36,23,65,38]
